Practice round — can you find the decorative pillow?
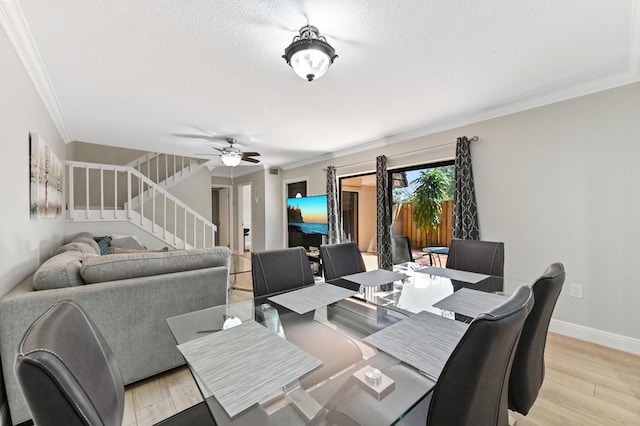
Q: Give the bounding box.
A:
[97,237,112,255]
[109,236,146,250]
[33,251,86,290]
[81,247,230,284]
[72,231,94,240]
[55,240,100,256]
[74,237,101,254]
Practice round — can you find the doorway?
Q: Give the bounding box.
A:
[237,183,252,253]
[211,187,231,248]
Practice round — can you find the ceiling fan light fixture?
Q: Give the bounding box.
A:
[220,151,242,167]
[282,25,337,82]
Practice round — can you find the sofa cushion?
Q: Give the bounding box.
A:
[80,247,230,284]
[109,246,169,254]
[55,239,100,256]
[33,251,87,290]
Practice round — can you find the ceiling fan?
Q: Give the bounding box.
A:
[196,138,261,167]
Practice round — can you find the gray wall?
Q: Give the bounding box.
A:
[282,82,640,351]
[0,25,67,424]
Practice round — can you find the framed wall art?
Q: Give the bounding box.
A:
[29,132,63,218]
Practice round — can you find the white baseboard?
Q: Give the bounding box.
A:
[0,401,10,426]
[549,319,640,355]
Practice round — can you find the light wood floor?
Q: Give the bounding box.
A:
[124,268,640,426]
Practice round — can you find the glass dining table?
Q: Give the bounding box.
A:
[166,263,530,426]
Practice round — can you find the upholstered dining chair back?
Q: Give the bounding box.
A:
[508,262,565,415]
[446,238,505,277]
[391,235,413,264]
[15,300,125,426]
[15,301,214,426]
[427,285,534,426]
[251,247,315,297]
[319,242,366,291]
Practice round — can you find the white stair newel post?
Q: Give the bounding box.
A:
[99,167,104,219]
[85,165,89,219]
[114,168,118,219]
[127,170,132,220]
[68,164,75,220]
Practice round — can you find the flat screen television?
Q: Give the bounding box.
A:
[287,194,329,237]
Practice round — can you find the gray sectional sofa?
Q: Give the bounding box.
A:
[0,232,231,425]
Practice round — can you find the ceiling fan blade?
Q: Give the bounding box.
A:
[242,152,260,157]
[242,157,260,164]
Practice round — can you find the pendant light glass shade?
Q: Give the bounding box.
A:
[220,152,242,167]
[283,25,337,82]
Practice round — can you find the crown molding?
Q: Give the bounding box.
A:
[281,73,640,172]
[0,1,73,142]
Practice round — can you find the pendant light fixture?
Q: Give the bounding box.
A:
[282,25,338,82]
[220,150,242,167]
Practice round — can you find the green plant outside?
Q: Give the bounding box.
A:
[410,169,451,231]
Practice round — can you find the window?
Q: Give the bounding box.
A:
[391,161,455,250]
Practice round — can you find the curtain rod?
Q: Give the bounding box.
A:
[323,135,478,171]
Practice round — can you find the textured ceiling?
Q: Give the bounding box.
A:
[2,0,639,175]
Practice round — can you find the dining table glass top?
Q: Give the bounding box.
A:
[350,262,530,317]
[166,264,532,425]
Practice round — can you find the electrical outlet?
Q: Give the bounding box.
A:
[570,283,583,299]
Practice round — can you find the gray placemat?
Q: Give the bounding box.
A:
[417,266,489,284]
[363,311,468,380]
[342,269,409,287]
[177,320,322,418]
[268,283,356,314]
[433,287,508,318]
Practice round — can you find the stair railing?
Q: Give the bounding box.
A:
[66,160,216,249]
[125,153,206,186]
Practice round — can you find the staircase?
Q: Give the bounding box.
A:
[66,159,216,249]
[124,153,209,210]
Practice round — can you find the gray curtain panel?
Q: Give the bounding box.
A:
[376,155,393,271]
[453,136,480,240]
[326,166,342,244]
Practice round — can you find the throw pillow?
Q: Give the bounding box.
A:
[97,237,112,255]
[55,240,100,256]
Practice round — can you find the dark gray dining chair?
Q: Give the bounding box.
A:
[319,242,366,291]
[391,235,426,265]
[509,262,565,416]
[328,286,534,426]
[446,238,505,277]
[251,246,314,297]
[250,247,363,389]
[15,300,213,426]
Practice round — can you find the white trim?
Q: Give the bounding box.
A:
[549,319,640,356]
[0,2,73,142]
[0,401,9,426]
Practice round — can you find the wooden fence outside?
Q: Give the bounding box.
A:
[392,200,453,248]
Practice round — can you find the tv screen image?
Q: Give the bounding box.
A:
[287,195,329,236]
